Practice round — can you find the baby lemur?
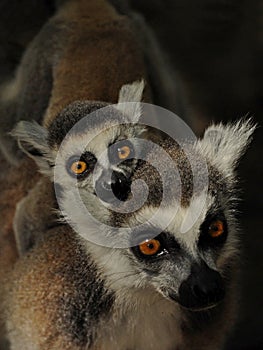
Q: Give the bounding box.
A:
[12,80,148,254]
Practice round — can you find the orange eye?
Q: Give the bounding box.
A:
[139,239,161,256]
[70,160,87,175]
[118,145,131,160]
[208,220,224,238]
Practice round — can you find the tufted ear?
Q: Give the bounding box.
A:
[198,119,256,177]
[11,121,54,174]
[115,80,145,123]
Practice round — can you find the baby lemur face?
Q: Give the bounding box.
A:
[12,81,147,223]
[52,106,146,224]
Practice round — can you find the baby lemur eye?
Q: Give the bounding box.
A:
[67,152,97,178]
[70,160,87,175]
[108,140,135,163]
[118,145,131,160]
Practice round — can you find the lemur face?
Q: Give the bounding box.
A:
[124,202,229,311]
[50,105,146,223]
[65,135,137,205]
[12,81,146,223]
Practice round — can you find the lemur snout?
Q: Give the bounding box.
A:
[178,262,225,310]
[95,171,131,203]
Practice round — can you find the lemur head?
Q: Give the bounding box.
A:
[12,81,147,221]
[87,119,255,312]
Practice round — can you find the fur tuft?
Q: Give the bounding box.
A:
[197,118,256,177]
[116,80,145,123]
[11,121,53,172]
[118,80,145,104]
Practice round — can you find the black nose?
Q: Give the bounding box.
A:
[178,262,225,310]
[95,171,131,203]
[111,172,131,201]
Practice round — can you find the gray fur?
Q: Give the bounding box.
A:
[11,121,52,173]
[0,18,65,164]
[13,178,58,256]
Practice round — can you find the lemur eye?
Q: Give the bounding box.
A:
[198,214,227,249]
[70,160,87,175]
[139,239,161,256]
[208,220,224,238]
[109,140,135,163]
[118,145,131,160]
[67,152,97,178]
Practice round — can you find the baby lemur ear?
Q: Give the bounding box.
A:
[11,121,53,173]
[198,118,256,176]
[115,79,145,123]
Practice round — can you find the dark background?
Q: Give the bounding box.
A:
[0,0,262,349]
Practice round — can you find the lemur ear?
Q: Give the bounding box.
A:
[115,80,145,123]
[198,119,256,176]
[11,121,53,172]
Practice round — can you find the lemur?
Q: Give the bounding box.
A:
[12,80,148,254]
[2,116,255,349]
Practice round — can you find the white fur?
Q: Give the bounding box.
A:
[82,241,183,349]
[116,80,144,123]
[11,121,54,174]
[197,119,256,177]
[95,290,183,350]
